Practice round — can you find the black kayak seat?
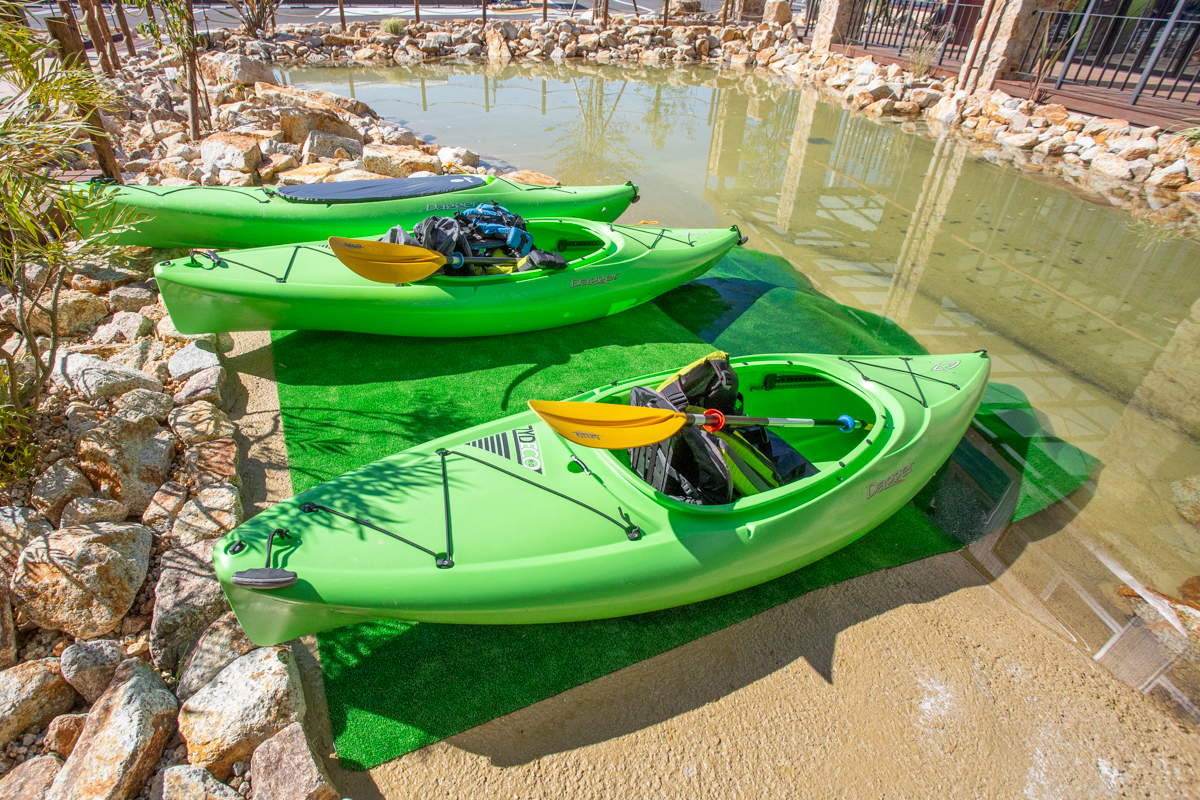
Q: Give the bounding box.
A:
[270,175,487,204]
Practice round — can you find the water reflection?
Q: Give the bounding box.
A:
[287,61,1200,724]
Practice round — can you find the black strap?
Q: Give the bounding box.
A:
[838,357,959,408]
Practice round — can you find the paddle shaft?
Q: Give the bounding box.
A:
[683,413,867,431]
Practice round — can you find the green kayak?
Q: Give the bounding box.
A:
[87,175,639,249]
[214,351,990,645]
[154,220,741,337]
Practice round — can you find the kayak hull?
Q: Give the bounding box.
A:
[155,220,739,337]
[90,176,639,249]
[214,352,991,645]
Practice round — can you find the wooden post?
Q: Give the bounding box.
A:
[631,0,639,17]
[78,0,113,75]
[46,16,124,183]
[55,1,91,68]
[336,0,346,28]
[144,0,156,31]
[662,0,669,26]
[414,0,420,24]
[113,0,135,58]
[542,0,547,23]
[183,0,201,141]
[720,0,728,25]
[602,0,608,27]
[482,0,486,24]
[93,0,123,69]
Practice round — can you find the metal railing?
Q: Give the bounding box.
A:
[840,0,983,65]
[1014,4,1200,106]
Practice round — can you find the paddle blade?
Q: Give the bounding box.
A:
[528,400,687,449]
[328,237,446,284]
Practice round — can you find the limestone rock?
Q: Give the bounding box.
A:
[173,366,231,410]
[928,92,965,125]
[1,506,53,578]
[198,52,278,87]
[167,341,222,381]
[361,144,440,178]
[250,722,338,800]
[108,339,165,372]
[179,646,306,781]
[59,497,128,527]
[3,290,108,335]
[30,462,93,526]
[761,0,793,23]
[0,755,63,799]
[159,765,240,800]
[77,414,176,515]
[150,541,230,672]
[10,523,152,639]
[182,438,241,489]
[155,314,216,345]
[0,659,76,748]
[301,130,363,161]
[142,481,187,534]
[45,659,178,800]
[107,285,157,314]
[113,388,174,422]
[111,311,153,342]
[51,353,163,401]
[176,612,256,702]
[1092,152,1134,180]
[60,639,126,703]
[279,107,362,146]
[44,713,87,757]
[437,146,479,168]
[258,152,298,180]
[171,483,243,547]
[168,402,236,446]
[200,133,262,173]
[276,162,341,184]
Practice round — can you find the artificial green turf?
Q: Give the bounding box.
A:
[269,248,1098,769]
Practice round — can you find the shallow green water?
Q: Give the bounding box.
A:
[287,61,1200,722]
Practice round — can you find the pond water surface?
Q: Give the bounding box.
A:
[285,61,1200,723]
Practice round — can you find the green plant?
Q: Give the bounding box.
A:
[220,0,284,38]
[906,27,950,80]
[381,17,405,36]
[128,0,205,139]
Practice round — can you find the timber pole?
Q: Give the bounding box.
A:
[113,0,136,58]
[46,16,124,183]
[184,0,201,141]
[336,0,346,28]
[93,0,123,69]
[542,0,547,23]
[78,0,113,75]
[662,0,669,26]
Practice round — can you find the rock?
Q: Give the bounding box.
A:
[30,462,93,526]
[111,311,153,342]
[278,107,362,147]
[0,755,63,799]
[258,152,298,181]
[485,27,511,62]
[999,132,1039,149]
[928,92,965,125]
[168,341,222,382]
[113,388,174,422]
[1128,157,1154,181]
[182,438,241,489]
[1119,138,1157,160]
[77,414,176,515]
[1033,136,1067,156]
[1147,159,1190,189]
[1172,475,1200,525]
[250,722,338,800]
[59,497,128,527]
[107,339,164,372]
[174,366,231,410]
[45,659,177,800]
[51,353,163,400]
[910,88,943,108]
[70,264,140,294]
[0,590,13,669]
[761,0,793,24]
[198,52,279,87]
[862,98,894,116]
[171,483,243,547]
[4,290,108,335]
[10,523,152,639]
[1092,152,1134,180]
[155,314,216,346]
[140,120,186,142]
[276,162,341,184]
[502,169,560,186]
[60,639,126,703]
[200,133,262,173]
[361,144,440,178]
[179,646,306,781]
[176,612,256,702]
[168,402,236,446]
[159,765,240,800]
[142,481,187,535]
[150,541,230,672]
[0,659,76,748]
[437,146,478,168]
[0,507,52,580]
[43,713,87,757]
[301,130,363,161]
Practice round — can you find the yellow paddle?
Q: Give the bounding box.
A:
[328,236,523,284]
[527,400,870,450]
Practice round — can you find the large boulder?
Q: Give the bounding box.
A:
[168,402,236,446]
[361,144,440,178]
[173,366,232,410]
[178,646,306,781]
[254,82,375,119]
[2,289,107,335]
[182,438,241,489]
[113,388,173,422]
[51,353,163,401]
[159,765,240,799]
[0,659,76,748]
[59,497,127,528]
[77,414,177,515]
[107,285,157,314]
[250,722,338,800]
[200,133,262,173]
[0,755,64,799]
[198,52,278,86]
[171,483,243,547]
[278,107,362,146]
[301,130,363,161]
[59,639,126,703]
[762,0,793,23]
[9,523,152,639]
[437,146,478,168]
[176,612,256,702]
[45,659,178,800]
[30,462,93,526]
[167,341,222,381]
[150,540,230,672]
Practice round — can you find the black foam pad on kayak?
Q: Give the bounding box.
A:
[273,175,487,204]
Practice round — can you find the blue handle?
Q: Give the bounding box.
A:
[837,415,856,433]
